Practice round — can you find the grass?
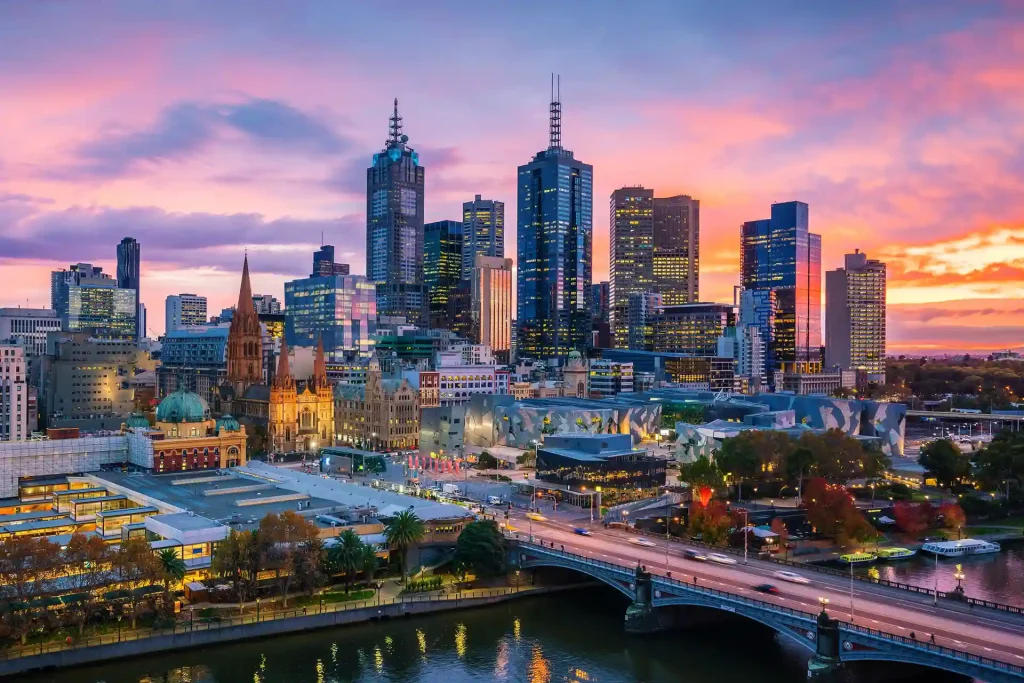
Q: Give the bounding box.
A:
[294,589,374,607]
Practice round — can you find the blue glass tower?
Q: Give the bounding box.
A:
[517,78,593,359]
[424,219,463,329]
[284,271,377,362]
[740,201,821,374]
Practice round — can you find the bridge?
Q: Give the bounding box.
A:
[511,539,1024,682]
[907,410,1024,423]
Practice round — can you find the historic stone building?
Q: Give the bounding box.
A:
[143,389,246,473]
[334,354,419,451]
[268,338,334,453]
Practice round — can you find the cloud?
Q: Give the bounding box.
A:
[49,97,350,180]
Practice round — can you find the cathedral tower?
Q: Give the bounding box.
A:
[226,255,264,394]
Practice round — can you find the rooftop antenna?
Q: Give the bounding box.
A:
[549,73,561,150]
[389,97,403,145]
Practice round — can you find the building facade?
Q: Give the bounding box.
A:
[470,255,513,363]
[741,201,822,375]
[0,344,27,441]
[284,272,377,362]
[165,294,208,332]
[424,220,464,330]
[224,256,264,395]
[156,327,228,399]
[268,339,334,454]
[252,294,282,315]
[649,303,735,356]
[366,99,427,326]
[334,354,419,451]
[434,350,510,406]
[116,237,142,340]
[653,195,699,305]
[536,434,665,504]
[51,263,137,340]
[149,390,246,472]
[588,359,634,397]
[462,195,504,280]
[609,187,655,348]
[517,84,593,359]
[312,245,350,277]
[0,308,61,357]
[825,250,886,382]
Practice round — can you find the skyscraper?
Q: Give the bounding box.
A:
[424,220,464,330]
[366,99,427,326]
[741,201,821,375]
[517,77,593,359]
[462,195,504,279]
[825,250,886,382]
[609,187,654,348]
[50,263,136,340]
[165,293,208,332]
[590,282,610,323]
[653,195,699,305]
[471,255,513,363]
[312,245,350,277]
[116,237,141,340]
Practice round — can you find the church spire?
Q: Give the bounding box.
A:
[313,334,327,389]
[274,339,293,390]
[237,254,255,315]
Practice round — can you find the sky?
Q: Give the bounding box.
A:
[1,1,1023,353]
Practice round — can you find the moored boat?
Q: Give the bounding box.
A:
[838,551,876,565]
[920,539,1001,557]
[876,547,916,561]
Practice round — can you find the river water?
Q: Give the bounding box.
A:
[21,590,970,683]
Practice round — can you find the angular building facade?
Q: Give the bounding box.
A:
[366,99,427,326]
[517,82,593,359]
[462,195,504,280]
[312,245,350,277]
[825,250,886,382]
[424,220,464,330]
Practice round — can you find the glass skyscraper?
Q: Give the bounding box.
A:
[424,220,463,330]
[365,99,426,326]
[116,237,141,339]
[462,195,504,280]
[609,186,654,349]
[51,263,137,340]
[517,81,593,359]
[284,272,377,362]
[740,201,821,374]
[653,195,699,305]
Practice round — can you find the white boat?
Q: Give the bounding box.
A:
[920,539,1001,557]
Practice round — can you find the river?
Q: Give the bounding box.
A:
[20,590,970,683]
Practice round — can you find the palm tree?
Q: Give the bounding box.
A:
[328,529,363,593]
[383,510,426,583]
[360,543,379,586]
[157,548,187,614]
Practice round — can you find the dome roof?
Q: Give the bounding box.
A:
[216,414,241,432]
[124,413,150,429]
[156,390,211,424]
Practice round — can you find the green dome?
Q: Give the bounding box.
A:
[156,390,211,424]
[125,413,150,429]
[216,414,241,432]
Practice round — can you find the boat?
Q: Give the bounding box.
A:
[920,539,1001,557]
[838,552,876,565]
[876,547,917,561]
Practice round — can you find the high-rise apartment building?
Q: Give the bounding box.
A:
[116,237,142,340]
[285,269,377,363]
[424,220,464,330]
[252,294,282,315]
[653,195,699,305]
[471,255,513,363]
[462,195,504,279]
[741,201,821,375]
[0,343,28,441]
[0,308,61,356]
[312,245,350,277]
[366,99,427,326]
[517,78,593,359]
[609,187,654,348]
[51,263,137,340]
[825,250,886,382]
[165,293,208,332]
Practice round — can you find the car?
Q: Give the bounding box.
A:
[753,583,779,595]
[573,528,592,536]
[773,570,810,585]
[707,553,738,565]
[682,549,708,561]
[526,512,546,521]
[629,537,657,547]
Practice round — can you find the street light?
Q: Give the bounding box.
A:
[256,597,261,621]
[817,596,829,615]
[953,564,966,595]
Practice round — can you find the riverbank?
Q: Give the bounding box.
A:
[0,584,590,679]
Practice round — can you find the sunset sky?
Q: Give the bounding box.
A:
[2,1,1023,353]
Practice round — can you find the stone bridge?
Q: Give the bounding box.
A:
[511,540,1024,682]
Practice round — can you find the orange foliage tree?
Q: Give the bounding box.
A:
[802,478,876,546]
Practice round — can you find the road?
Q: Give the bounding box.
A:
[506,509,1024,669]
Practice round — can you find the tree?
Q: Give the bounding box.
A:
[0,536,61,644]
[769,517,789,548]
[328,529,364,594]
[786,439,816,503]
[260,511,319,607]
[452,520,506,578]
[212,529,265,614]
[680,455,723,506]
[798,429,888,484]
[973,431,1024,497]
[892,501,929,535]
[293,537,326,600]
[802,478,875,546]
[156,548,187,614]
[918,439,971,489]
[687,501,733,546]
[360,544,379,585]
[938,502,966,533]
[716,433,761,500]
[384,510,426,582]
[111,537,161,628]
[61,533,110,635]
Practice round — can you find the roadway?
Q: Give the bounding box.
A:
[506,510,1024,669]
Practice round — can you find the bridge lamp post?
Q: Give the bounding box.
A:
[817,596,829,616]
[953,564,965,595]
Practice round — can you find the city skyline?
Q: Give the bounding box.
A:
[1,2,1022,352]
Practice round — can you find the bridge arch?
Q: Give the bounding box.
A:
[516,554,637,601]
[652,594,817,652]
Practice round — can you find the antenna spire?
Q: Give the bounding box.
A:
[389,97,403,145]
[549,74,562,150]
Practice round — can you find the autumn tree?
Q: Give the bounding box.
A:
[769,517,789,548]
[802,478,875,546]
[938,502,967,534]
[688,500,734,546]
[0,536,61,644]
[260,511,319,607]
[212,529,265,614]
[110,537,161,628]
[61,533,110,635]
[892,501,929,535]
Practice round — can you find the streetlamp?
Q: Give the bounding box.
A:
[117,615,122,642]
[515,570,520,589]
[817,596,829,615]
[742,508,749,565]
[256,597,261,621]
[953,564,966,595]
[189,606,194,631]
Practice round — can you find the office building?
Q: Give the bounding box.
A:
[433,350,510,406]
[462,195,504,279]
[588,359,634,397]
[366,99,427,326]
[627,292,661,351]
[590,282,610,323]
[156,327,229,398]
[471,255,513,363]
[334,353,419,451]
[424,220,464,330]
[51,264,137,340]
[609,187,655,348]
[602,348,734,391]
[517,78,593,359]
[252,294,282,315]
[649,303,735,356]
[284,269,377,363]
[312,245,350,277]
[826,250,886,382]
[0,344,28,441]
[653,195,699,305]
[716,324,765,392]
[741,201,821,374]
[116,237,142,340]
[0,308,61,357]
[165,294,208,332]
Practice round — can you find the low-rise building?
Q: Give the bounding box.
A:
[588,359,633,397]
[334,354,419,451]
[0,343,28,442]
[536,433,666,504]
